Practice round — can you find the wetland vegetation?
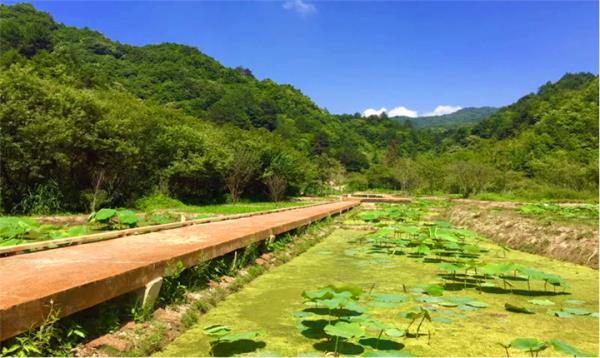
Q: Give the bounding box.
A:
[159,201,599,357]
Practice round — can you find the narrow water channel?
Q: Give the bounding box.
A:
[158,206,599,357]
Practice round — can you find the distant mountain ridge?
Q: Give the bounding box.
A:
[393,107,498,128]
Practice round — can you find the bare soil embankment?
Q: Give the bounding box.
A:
[442,204,598,268]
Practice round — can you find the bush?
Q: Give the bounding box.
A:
[16,180,63,215]
[135,194,185,211]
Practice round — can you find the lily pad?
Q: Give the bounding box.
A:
[552,310,574,318]
[465,301,488,308]
[293,311,313,319]
[510,338,547,352]
[324,322,364,339]
[363,351,413,357]
[425,284,444,297]
[528,299,555,306]
[203,324,231,337]
[371,293,409,303]
[446,296,475,304]
[549,339,594,357]
[415,296,442,303]
[563,308,591,316]
[220,331,262,342]
[438,301,458,307]
[368,301,399,309]
[458,305,478,311]
[383,328,405,337]
[431,316,453,324]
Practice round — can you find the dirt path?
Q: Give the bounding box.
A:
[443,204,598,268]
[0,201,357,341]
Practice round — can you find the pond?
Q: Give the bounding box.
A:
[158,203,599,357]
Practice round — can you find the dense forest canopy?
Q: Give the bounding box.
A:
[0,3,598,213]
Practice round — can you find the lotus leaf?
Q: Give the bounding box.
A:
[552,310,573,318]
[396,226,420,234]
[383,328,405,337]
[361,319,390,331]
[220,331,262,343]
[363,351,412,357]
[368,302,398,309]
[293,311,313,319]
[117,209,138,226]
[462,244,481,254]
[91,208,117,222]
[458,305,478,311]
[510,338,547,352]
[465,301,488,308]
[431,317,453,324]
[203,324,231,337]
[371,293,409,303]
[414,245,431,256]
[324,322,364,339]
[549,339,594,357]
[563,308,591,316]
[528,299,555,306]
[438,263,464,273]
[415,296,441,303]
[516,266,547,280]
[425,284,444,297]
[438,301,458,307]
[505,303,534,314]
[446,296,475,304]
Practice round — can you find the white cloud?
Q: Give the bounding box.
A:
[283,0,316,16]
[423,105,462,117]
[361,104,462,118]
[361,106,418,118]
[362,107,387,117]
[388,106,418,118]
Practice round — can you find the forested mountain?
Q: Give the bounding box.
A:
[0,3,597,213]
[393,107,498,128]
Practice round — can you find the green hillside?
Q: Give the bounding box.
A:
[394,107,498,128]
[0,3,597,213]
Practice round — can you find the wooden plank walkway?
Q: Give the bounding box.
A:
[0,200,358,341]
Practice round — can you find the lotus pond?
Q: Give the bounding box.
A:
[158,202,599,357]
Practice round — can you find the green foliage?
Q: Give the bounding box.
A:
[88,208,138,228]
[0,303,86,357]
[15,180,63,214]
[0,2,597,212]
[135,194,186,211]
[159,261,187,306]
[131,301,155,323]
[0,217,38,245]
[518,203,598,224]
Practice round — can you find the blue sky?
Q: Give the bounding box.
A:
[25,0,599,115]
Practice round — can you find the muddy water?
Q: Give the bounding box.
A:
[158,228,599,357]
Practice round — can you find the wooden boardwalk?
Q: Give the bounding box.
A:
[0,200,358,341]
